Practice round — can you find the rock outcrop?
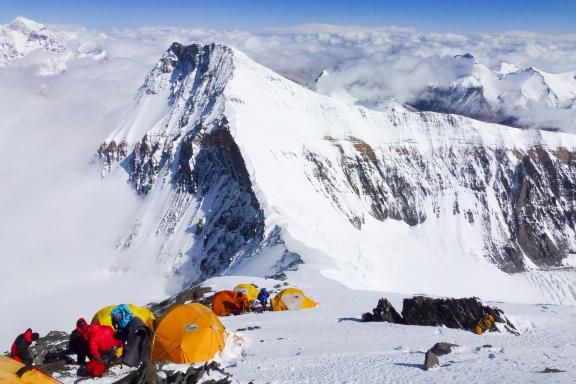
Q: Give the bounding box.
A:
[363,296,516,334]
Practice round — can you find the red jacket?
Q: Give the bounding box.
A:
[11,328,33,365]
[87,324,121,359]
[76,324,89,341]
[236,295,251,312]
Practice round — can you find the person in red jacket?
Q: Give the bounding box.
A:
[235,291,251,314]
[11,328,39,377]
[77,324,121,378]
[69,318,91,365]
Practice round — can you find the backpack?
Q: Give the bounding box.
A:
[110,304,134,329]
[258,288,270,301]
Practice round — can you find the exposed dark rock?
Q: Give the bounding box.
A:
[29,331,77,378]
[266,272,288,281]
[362,296,516,334]
[361,298,404,323]
[31,331,69,364]
[308,137,576,273]
[540,367,566,373]
[423,350,439,370]
[429,342,458,356]
[401,296,512,331]
[236,326,261,332]
[111,361,231,384]
[423,342,457,370]
[149,285,212,317]
[409,86,505,127]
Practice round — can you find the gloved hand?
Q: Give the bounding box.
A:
[15,366,32,378]
[102,347,119,365]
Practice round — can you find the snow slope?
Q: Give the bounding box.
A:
[55,275,576,383]
[101,43,576,305]
[209,275,576,384]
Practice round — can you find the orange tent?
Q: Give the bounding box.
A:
[151,304,225,364]
[212,290,239,316]
[0,356,61,384]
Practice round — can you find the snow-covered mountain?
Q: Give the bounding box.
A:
[409,54,576,130]
[99,42,576,304]
[319,52,576,131]
[0,17,104,75]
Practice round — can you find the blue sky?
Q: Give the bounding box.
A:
[1,0,575,33]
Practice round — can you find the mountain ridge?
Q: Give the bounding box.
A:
[99,42,576,304]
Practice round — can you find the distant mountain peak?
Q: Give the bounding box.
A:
[6,16,46,32]
[0,17,73,74]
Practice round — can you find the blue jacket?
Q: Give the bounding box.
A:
[110,304,134,329]
[258,288,270,302]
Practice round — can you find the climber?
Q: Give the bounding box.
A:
[77,323,121,378]
[235,291,251,314]
[69,318,91,365]
[257,288,271,312]
[474,313,495,335]
[10,328,39,377]
[111,304,151,367]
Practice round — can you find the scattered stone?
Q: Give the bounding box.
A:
[540,367,566,373]
[31,331,69,363]
[482,344,493,348]
[362,298,404,323]
[424,351,439,370]
[30,331,78,378]
[235,326,261,332]
[267,272,288,281]
[116,361,231,384]
[429,342,458,356]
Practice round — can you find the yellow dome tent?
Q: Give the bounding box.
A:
[91,304,156,330]
[271,288,318,311]
[0,356,61,384]
[233,284,260,301]
[151,304,225,364]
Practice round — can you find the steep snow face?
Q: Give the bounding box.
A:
[100,44,295,291]
[101,43,576,303]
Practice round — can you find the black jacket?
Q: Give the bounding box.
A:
[115,317,151,367]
